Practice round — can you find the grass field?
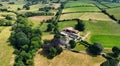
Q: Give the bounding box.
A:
[0,12,16,16]
[90,35,120,48]
[58,20,77,30]
[85,20,120,48]
[64,2,95,8]
[29,16,53,22]
[0,27,14,66]
[106,7,120,20]
[34,49,105,66]
[62,7,100,13]
[101,2,120,8]
[60,12,113,21]
[94,2,108,9]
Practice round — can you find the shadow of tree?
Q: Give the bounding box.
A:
[38,49,53,59]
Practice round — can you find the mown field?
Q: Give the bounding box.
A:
[62,7,100,13]
[34,49,105,66]
[0,27,14,66]
[106,7,120,20]
[60,12,113,21]
[64,2,95,8]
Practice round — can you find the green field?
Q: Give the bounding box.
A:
[107,7,120,20]
[64,2,95,8]
[62,7,101,13]
[60,12,112,21]
[101,2,120,8]
[84,20,120,48]
[94,2,108,9]
[90,35,120,48]
[0,27,14,66]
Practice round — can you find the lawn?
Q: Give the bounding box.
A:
[62,7,101,13]
[34,49,105,66]
[0,27,14,66]
[106,7,120,20]
[90,35,120,48]
[60,12,113,21]
[64,2,95,8]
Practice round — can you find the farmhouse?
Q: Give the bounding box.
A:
[59,27,80,45]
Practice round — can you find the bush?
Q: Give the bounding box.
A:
[49,47,57,58]
[69,40,76,49]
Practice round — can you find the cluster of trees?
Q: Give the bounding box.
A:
[39,6,55,12]
[80,40,104,55]
[0,19,12,26]
[10,16,42,66]
[0,8,8,12]
[46,2,64,34]
[75,19,85,31]
[0,3,3,6]
[101,46,120,66]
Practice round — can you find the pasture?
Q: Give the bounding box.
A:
[85,20,120,48]
[90,35,120,48]
[34,49,105,66]
[0,27,14,66]
[29,16,53,22]
[106,7,120,20]
[62,7,100,13]
[100,2,120,8]
[64,2,95,8]
[60,12,113,21]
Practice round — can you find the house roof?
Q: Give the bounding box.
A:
[63,27,79,33]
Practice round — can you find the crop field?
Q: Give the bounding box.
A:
[0,27,14,66]
[106,7,120,20]
[34,49,105,66]
[60,12,113,21]
[64,2,95,8]
[62,7,100,13]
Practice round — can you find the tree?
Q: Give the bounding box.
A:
[5,15,13,20]
[10,31,30,49]
[75,19,85,31]
[56,47,63,54]
[87,43,103,55]
[49,47,57,58]
[112,46,120,58]
[69,40,76,49]
[14,60,25,66]
[100,59,119,66]
[46,23,53,32]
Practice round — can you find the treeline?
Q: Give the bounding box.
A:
[24,12,54,17]
[0,19,12,26]
[9,16,42,66]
